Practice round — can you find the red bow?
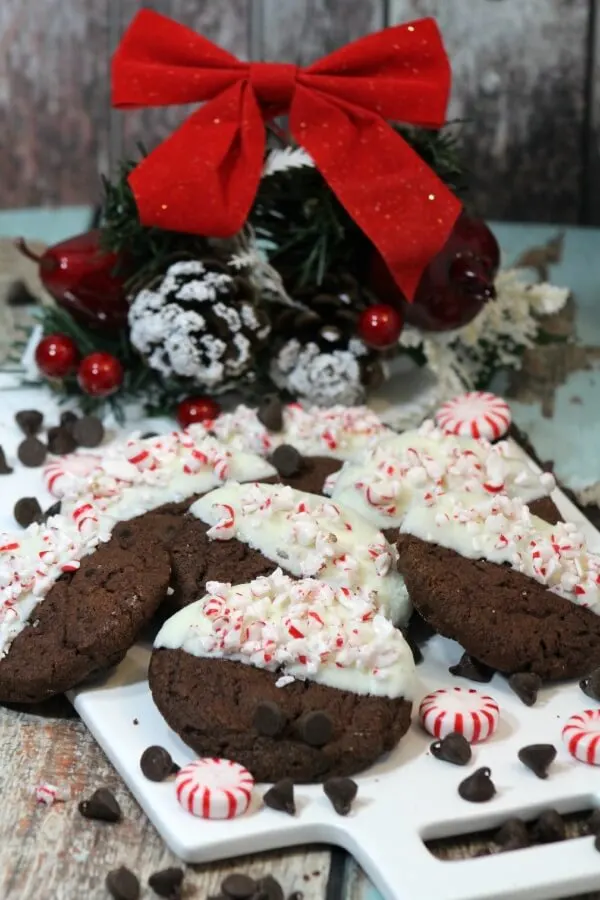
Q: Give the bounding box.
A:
[112,10,461,300]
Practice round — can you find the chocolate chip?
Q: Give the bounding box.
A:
[263,779,295,816]
[15,409,43,435]
[13,497,42,528]
[254,875,284,900]
[141,431,158,440]
[106,866,140,900]
[221,873,257,899]
[140,745,178,782]
[39,500,61,523]
[508,672,542,706]
[60,410,78,432]
[47,425,77,456]
[0,446,12,475]
[257,395,284,432]
[78,787,121,822]
[148,867,184,899]
[323,777,358,816]
[449,652,495,684]
[518,743,557,779]
[271,444,303,478]
[403,631,423,665]
[17,436,47,467]
[579,668,600,701]
[298,710,332,747]
[72,414,105,448]
[495,817,530,850]
[430,732,472,766]
[531,809,565,844]
[458,767,496,803]
[588,809,600,835]
[253,700,286,737]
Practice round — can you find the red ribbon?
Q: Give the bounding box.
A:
[112,10,461,300]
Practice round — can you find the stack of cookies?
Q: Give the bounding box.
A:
[4,392,599,782]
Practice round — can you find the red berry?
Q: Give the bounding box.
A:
[77,352,124,397]
[176,396,221,429]
[357,304,403,349]
[35,333,79,379]
[368,213,500,332]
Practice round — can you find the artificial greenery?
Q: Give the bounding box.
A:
[250,124,465,293]
[99,156,213,295]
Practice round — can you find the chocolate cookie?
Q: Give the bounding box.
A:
[0,537,170,702]
[149,651,411,782]
[168,515,278,609]
[396,533,600,681]
[275,455,342,495]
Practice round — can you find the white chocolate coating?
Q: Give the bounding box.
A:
[155,569,416,699]
[1,431,275,660]
[330,420,555,529]
[210,403,393,460]
[401,491,600,614]
[191,482,410,625]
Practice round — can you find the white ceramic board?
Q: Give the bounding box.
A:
[1,388,600,900]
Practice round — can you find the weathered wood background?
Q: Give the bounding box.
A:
[1,0,599,223]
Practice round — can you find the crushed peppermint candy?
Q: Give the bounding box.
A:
[208,403,390,460]
[191,482,410,625]
[35,783,69,805]
[402,492,600,614]
[155,569,416,699]
[331,419,555,527]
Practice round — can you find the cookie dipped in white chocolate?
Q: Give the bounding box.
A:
[401,491,600,614]
[190,482,410,625]
[210,403,393,460]
[329,420,556,529]
[59,429,276,530]
[155,569,416,699]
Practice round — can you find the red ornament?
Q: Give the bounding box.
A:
[369,213,500,332]
[176,396,221,429]
[35,333,79,379]
[77,353,124,397]
[357,304,403,349]
[16,230,130,331]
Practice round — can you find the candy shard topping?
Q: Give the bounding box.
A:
[402,491,600,614]
[435,391,511,441]
[155,570,416,699]
[191,482,409,625]
[332,420,555,528]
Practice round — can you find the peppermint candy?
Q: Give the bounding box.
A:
[43,454,102,498]
[436,391,511,441]
[175,758,254,819]
[35,783,68,806]
[562,709,600,765]
[419,687,500,743]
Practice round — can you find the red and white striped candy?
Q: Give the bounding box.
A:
[35,783,68,806]
[175,758,254,819]
[419,687,500,743]
[43,454,102,498]
[436,391,511,441]
[562,709,600,765]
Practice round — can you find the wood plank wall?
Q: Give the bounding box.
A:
[1,0,598,224]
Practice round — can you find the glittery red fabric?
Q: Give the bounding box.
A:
[111,9,461,300]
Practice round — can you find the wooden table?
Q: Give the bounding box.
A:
[1,216,600,899]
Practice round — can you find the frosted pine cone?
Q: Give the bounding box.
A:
[128,259,271,391]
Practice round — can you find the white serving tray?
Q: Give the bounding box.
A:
[2,388,600,900]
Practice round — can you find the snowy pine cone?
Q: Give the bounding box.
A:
[128,259,270,391]
[270,273,385,406]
